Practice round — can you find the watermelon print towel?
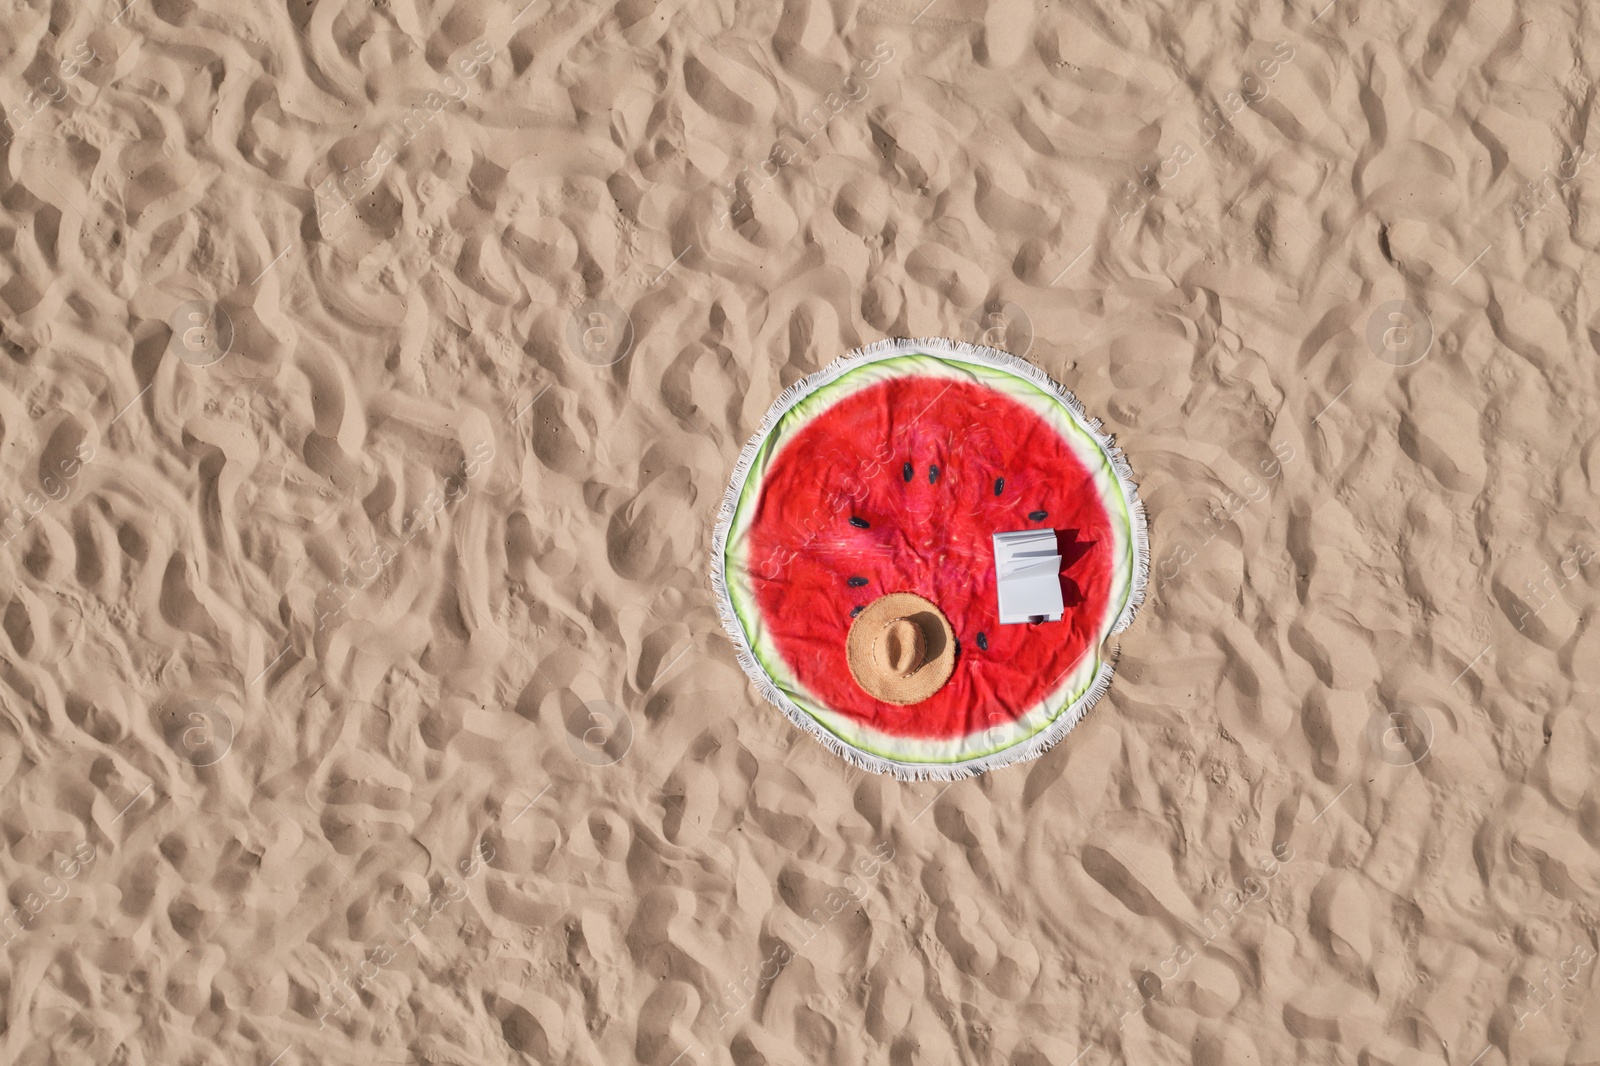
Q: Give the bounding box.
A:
[712,338,1148,779]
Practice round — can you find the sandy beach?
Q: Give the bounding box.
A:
[1,0,1598,1063]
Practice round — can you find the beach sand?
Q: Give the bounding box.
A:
[1,0,1598,1063]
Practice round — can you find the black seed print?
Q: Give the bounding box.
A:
[850,605,865,617]
[902,462,913,482]
[1029,510,1048,521]
[849,516,870,529]
[929,464,940,484]
[976,632,988,650]
[847,576,869,587]
[994,477,1005,496]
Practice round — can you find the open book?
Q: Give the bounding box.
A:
[992,529,1064,624]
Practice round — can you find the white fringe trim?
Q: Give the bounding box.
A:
[709,336,1149,781]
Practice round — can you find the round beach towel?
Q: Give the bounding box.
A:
[712,338,1148,779]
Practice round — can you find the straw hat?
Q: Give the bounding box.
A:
[846,592,956,705]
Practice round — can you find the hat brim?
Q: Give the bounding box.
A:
[845,592,956,705]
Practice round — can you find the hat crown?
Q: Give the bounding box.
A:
[876,617,925,677]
